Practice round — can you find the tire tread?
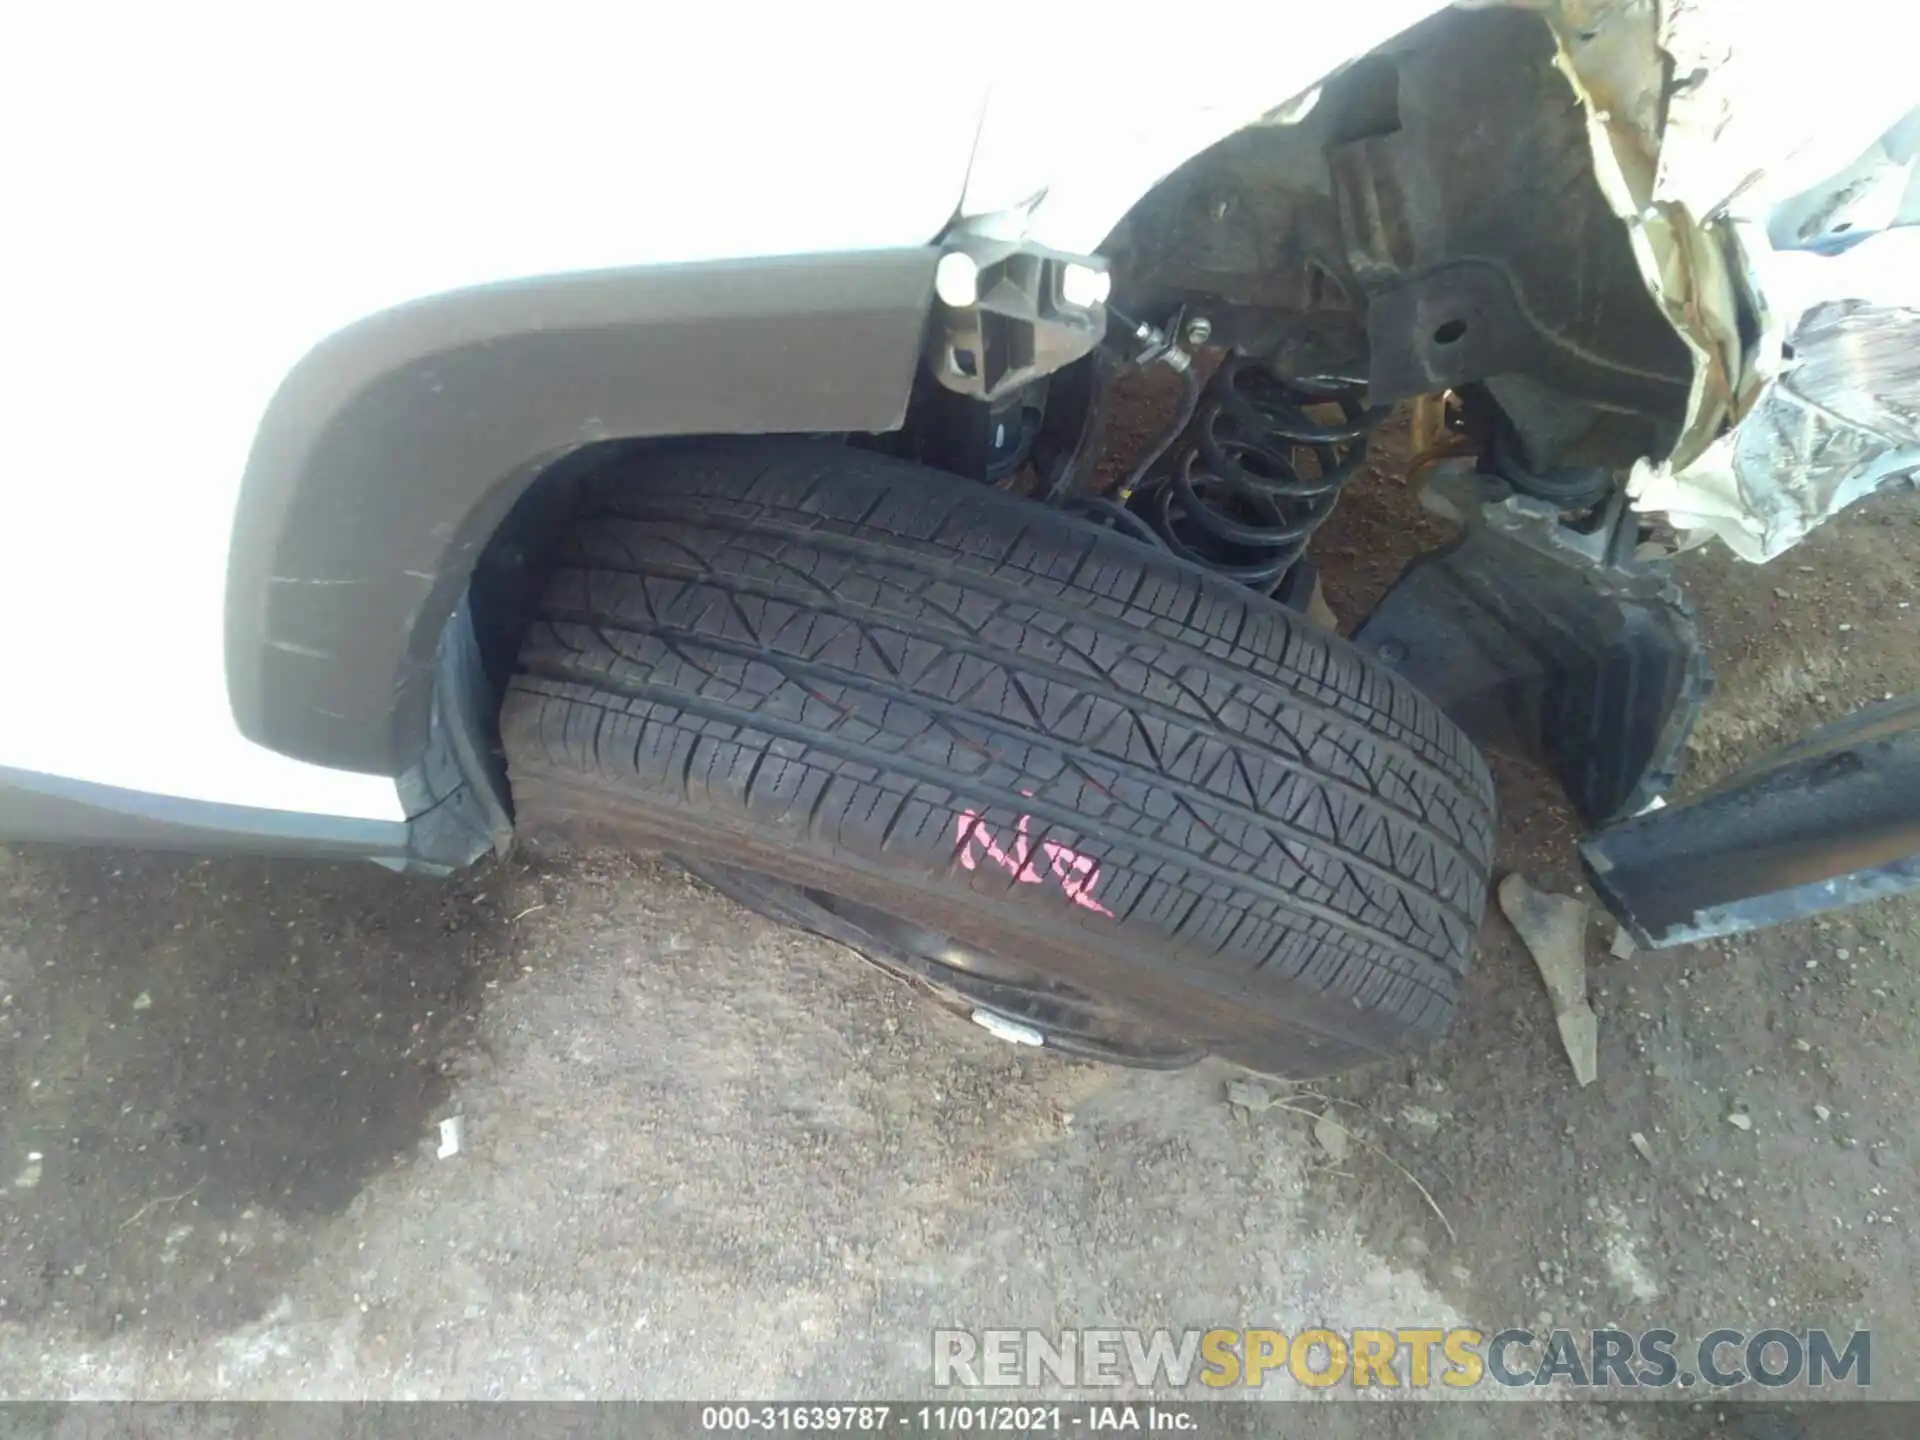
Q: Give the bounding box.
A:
[501,440,1497,1069]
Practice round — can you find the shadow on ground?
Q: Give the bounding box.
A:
[0,847,511,1335]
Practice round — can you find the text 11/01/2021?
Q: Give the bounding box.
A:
[701,1404,1196,1433]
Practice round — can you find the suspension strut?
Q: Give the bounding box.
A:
[1129,355,1386,593]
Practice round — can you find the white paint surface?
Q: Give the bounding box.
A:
[0,6,986,818]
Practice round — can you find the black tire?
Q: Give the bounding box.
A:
[500,439,1497,1075]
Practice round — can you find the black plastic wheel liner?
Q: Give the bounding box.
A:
[1352,499,1708,830]
[1334,8,1697,470]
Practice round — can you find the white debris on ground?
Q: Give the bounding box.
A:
[1599,1202,1663,1302]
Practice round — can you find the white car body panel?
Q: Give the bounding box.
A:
[0,7,988,822]
[0,1,1912,828]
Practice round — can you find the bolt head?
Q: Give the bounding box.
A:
[1185,317,1213,345]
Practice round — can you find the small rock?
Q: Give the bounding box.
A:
[131,991,153,1012]
[1814,1105,1832,1123]
[1630,1132,1654,1163]
[1312,1112,1350,1165]
[1837,948,1852,961]
[1791,1039,1812,1053]
[11,1153,42,1190]
[1870,1148,1893,1171]
[1226,1079,1277,1113]
[1727,1112,1754,1132]
[1400,1105,1444,1133]
[1773,587,1791,600]
[1609,927,1638,960]
[436,1115,464,1160]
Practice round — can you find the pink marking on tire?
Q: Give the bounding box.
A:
[954,808,1114,917]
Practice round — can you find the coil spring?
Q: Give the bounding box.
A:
[1130,356,1386,592]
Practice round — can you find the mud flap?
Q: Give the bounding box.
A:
[1352,488,1709,828]
[1583,695,1920,948]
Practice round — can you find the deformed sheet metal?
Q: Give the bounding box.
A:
[1633,293,1920,561]
[1523,0,1920,559]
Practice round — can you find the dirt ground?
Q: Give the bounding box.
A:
[0,421,1915,1434]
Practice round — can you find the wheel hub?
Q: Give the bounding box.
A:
[676,859,1202,1069]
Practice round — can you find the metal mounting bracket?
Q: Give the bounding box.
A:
[925,239,1110,404]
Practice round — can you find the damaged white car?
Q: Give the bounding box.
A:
[2,0,1914,1074]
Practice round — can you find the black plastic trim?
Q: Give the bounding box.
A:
[0,766,410,860]
[1582,694,1920,946]
[227,248,939,777]
[398,599,515,872]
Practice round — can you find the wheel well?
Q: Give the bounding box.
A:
[406,6,1701,843]
[465,440,636,710]
[1101,4,1693,474]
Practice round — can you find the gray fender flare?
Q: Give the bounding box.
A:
[226,248,937,778]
